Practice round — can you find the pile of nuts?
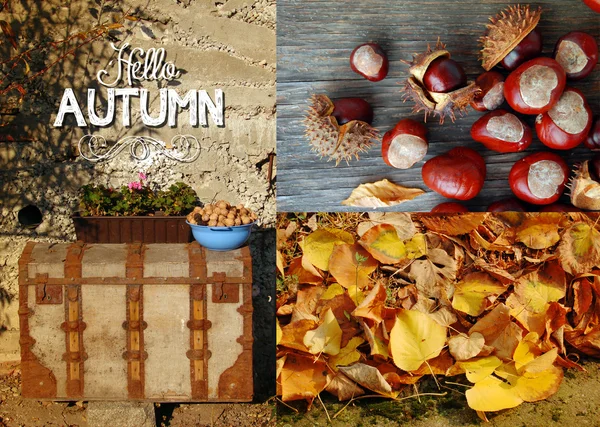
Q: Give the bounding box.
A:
[303,2,599,212]
[187,201,257,227]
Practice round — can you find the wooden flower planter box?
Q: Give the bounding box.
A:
[72,214,192,244]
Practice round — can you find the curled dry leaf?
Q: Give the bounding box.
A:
[448,332,486,361]
[342,178,425,208]
[558,222,600,275]
[326,371,365,401]
[357,212,416,240]
[338,363,397,398]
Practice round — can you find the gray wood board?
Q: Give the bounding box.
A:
[276,0,600,212]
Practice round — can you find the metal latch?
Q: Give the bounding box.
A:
[35,274,63,304]
[212,283,240,304]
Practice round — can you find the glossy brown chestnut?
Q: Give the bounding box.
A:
[584,117,600,150]
[471,109,532,153]
[332,98,374,125]
[381,119,428,169]
[422,147,486,200]
[422,57,467,93]
[535,87,592,150]
[504,57,566,115]
[538,203,582,212]
[509,152,569,205]
[430,202,469,213]
[487,198,526,212]
[350,43,389,82]
[554,32,598,80]
[471,71,505,112]
[583,0,600,13]
[500,28,543,71]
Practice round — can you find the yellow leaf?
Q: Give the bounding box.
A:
[303,308,342,356]
[456,356,502,383]
[361,320,390,359]
[329,243,378,289]
[514,262,566,314]
[302,228,354,271]
[558,222,600,275]
[390,309,447,372]
[342,178,425,208]
[347,284,366,306]
[448,332,485,361]
[358,224,406,264]
[466,375,524,412]
[452,272,506,316]
[276,250,285,276]
[515,214,562,249]
[320,283,345,300]
[512,365,563,402]
[276,318,282,346]
[405,233,427,259]
[330,337,365,369]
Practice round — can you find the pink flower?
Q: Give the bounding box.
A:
[139,172,148,181]
[128,181,142,191]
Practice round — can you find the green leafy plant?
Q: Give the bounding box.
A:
[78,177,198,217]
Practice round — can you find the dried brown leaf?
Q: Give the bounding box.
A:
[342,179,425,208]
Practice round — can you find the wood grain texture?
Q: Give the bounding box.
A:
[276,0,600,212]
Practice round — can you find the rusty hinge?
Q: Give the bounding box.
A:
[35,273,62,304]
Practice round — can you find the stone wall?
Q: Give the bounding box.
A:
[0,0,276,394]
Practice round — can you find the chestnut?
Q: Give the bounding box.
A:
[509,152,569,205]
[332,98,374,125]
[501,28,543,71]
[583,0,600,13]
[350,43,389,82]
[504,57,566,115]
[553,31,598,80]
[487,198,526,212]
[422,147,486,200]
[584,116,600,150]
[431,202,469,213]
[538,203,582,212]
[471,71,505,112]
[535,87,592,150]
[471,109,532,153]
[381,119,428,169]
[423,57,467,93]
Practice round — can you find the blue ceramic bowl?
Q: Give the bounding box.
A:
[186,221,254,251]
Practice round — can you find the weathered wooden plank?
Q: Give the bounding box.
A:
[276,0,600,212]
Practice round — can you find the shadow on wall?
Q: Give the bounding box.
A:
[0,0,158,241]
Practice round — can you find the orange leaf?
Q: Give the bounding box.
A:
[418,213,486,236]
[280,353,329,403]
[352,281,387,323]
[288,257,322,285]
[329,243,378,289]
[278,319,318,353]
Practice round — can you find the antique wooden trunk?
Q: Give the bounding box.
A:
[18,241,253,402]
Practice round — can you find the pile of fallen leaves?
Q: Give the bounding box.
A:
[275,212,600,420]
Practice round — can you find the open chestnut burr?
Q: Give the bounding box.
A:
[479,4,543,71]
[570,154,600,210]
[402,39,480,123]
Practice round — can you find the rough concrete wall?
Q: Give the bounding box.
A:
[0,0,276,396]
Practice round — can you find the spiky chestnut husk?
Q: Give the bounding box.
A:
[570,160,600,210]
[304,94,379,166]
[479,4,543,71]
[402,39,480,124]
